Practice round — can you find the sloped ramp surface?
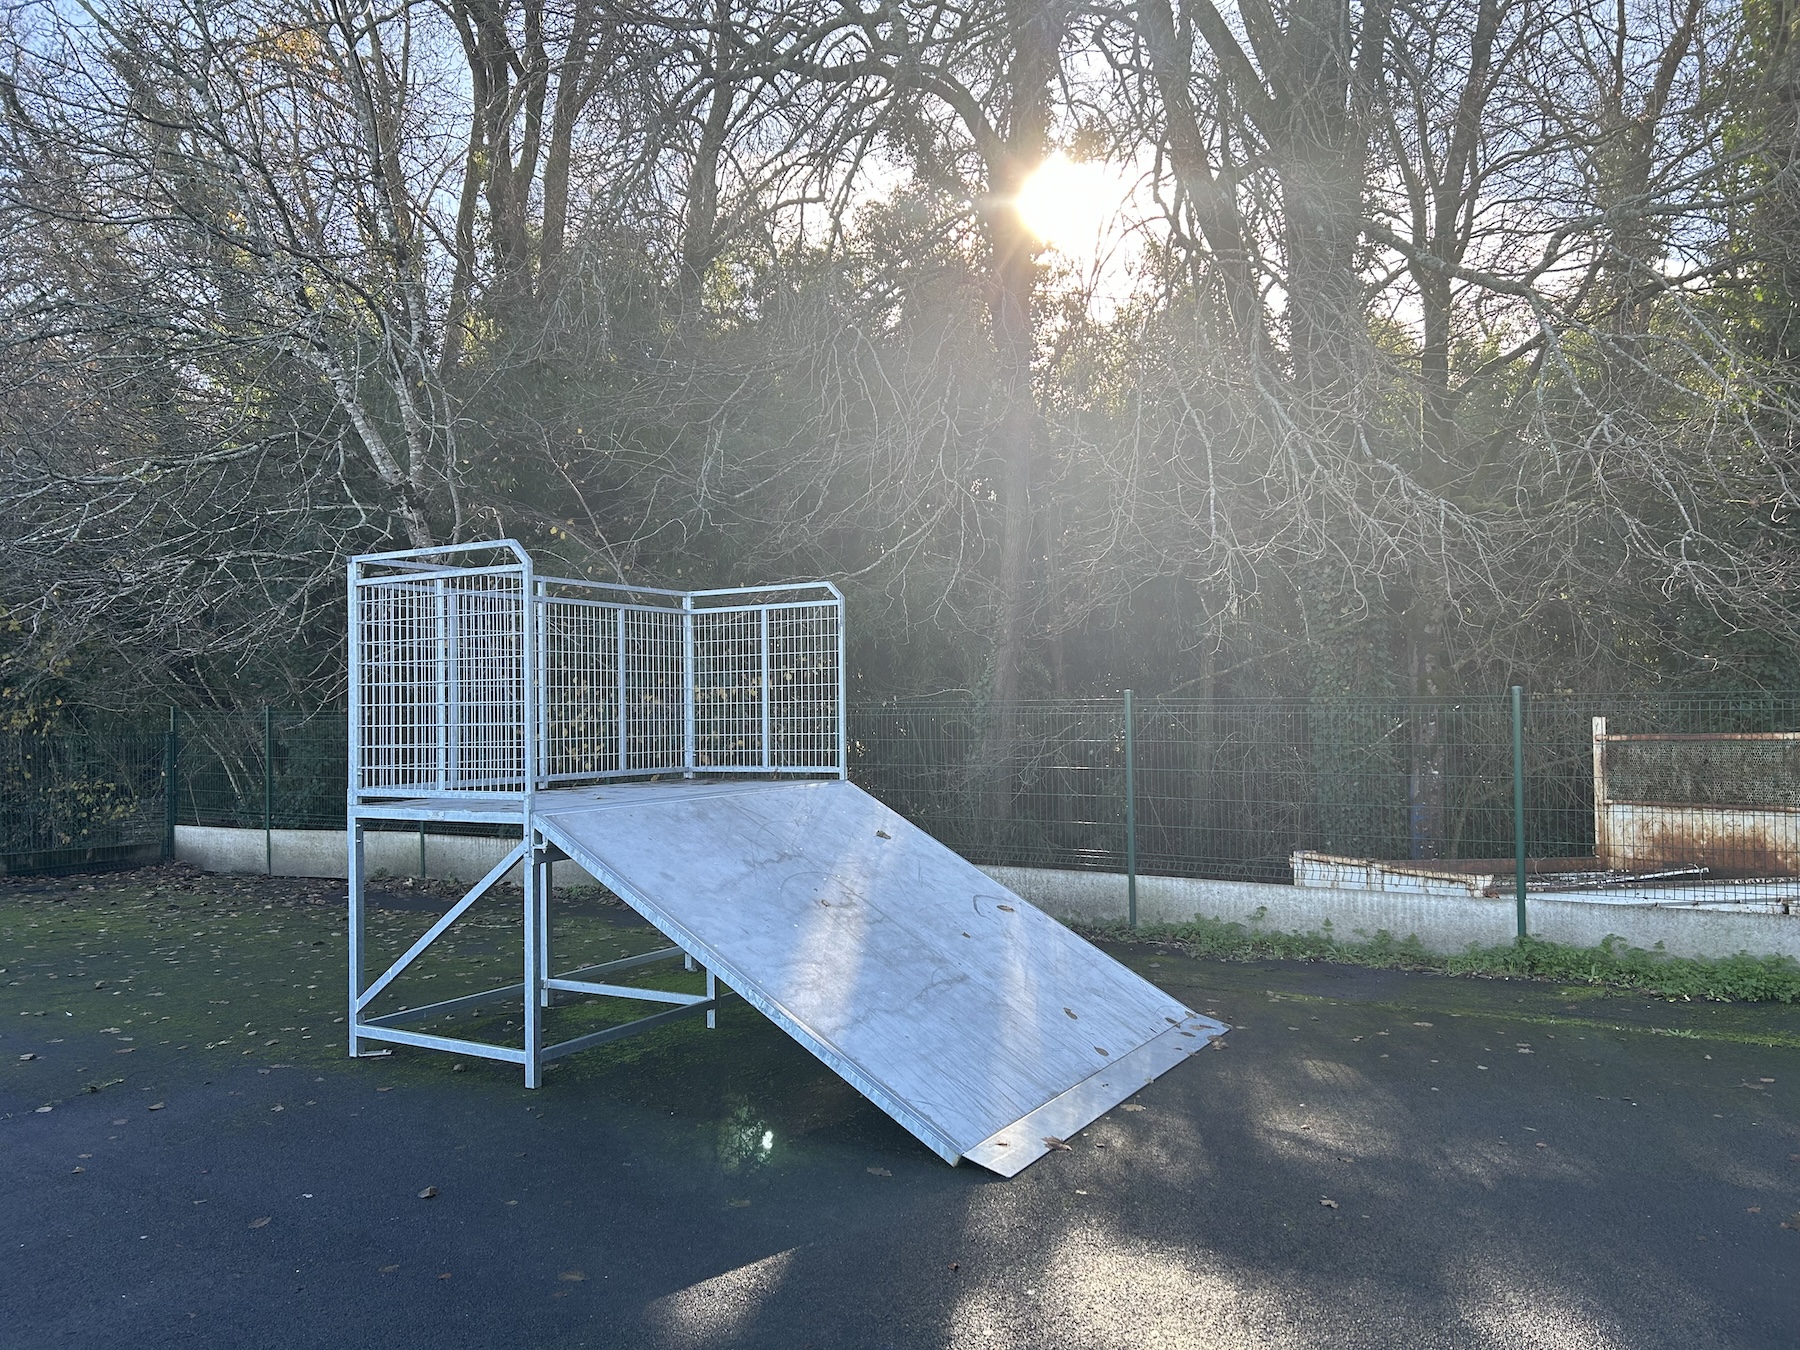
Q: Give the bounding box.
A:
[534,780,1227,1175]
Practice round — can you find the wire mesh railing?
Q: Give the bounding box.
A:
[7,693,1800,912]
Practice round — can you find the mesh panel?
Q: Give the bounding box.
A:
[768,604,840,769]
[1604,736,1800,809]
[623,607,684,772]
[355,570,525,793]
[353,553,842,793]
[694,608,762,769]
[542,599,620,778]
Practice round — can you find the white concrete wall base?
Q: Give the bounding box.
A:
[981,867,1800,964]
[173,825,601,890]
[172,827,1799,964]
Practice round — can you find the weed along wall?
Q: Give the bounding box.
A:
[173,824,1800,966]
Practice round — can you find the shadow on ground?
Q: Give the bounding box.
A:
[3,865,1797,1349]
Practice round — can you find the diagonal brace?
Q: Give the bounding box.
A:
[355,842,527,1012]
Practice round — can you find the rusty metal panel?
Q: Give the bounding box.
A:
[1592,721,1800,877]
[1597,803,1800,877]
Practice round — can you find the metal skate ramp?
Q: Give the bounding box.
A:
[533,778,1227,1175]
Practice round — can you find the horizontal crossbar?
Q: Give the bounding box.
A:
[362,982,525,1028]
[353,1024,527,1064]
[556,946,683,980]
[540,995,734,1063]
[545,978,710,1005]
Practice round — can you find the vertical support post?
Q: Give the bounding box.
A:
[520,557,537,815]
[418,827,426,879]
[535,579,550,786]
[835,595,848,780]
[1591,715,1609,870]
[760,606,772,769]
[1511,685,1527,941]
[537,845,552,1008]
[523,832,543,1088]
[263,706,274,876]
[682,594,696,778]
[706,967,717,1030]
[347,821,366,1057]
[616,607,628,773]
[1124,689,1138,930]
[162,706,179,862]
[345,555,365,1060]
[433,576,450,791]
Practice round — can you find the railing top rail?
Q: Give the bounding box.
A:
[536,574,842,606]
[352,539,531,570]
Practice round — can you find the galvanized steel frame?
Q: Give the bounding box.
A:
[345,540,842,1082]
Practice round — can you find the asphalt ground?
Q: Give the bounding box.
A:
[3,865,1797,1349]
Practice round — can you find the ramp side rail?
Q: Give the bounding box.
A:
[348,540,846,801]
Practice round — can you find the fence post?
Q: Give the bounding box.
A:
[162,707,179,862]
[1511,685,1527,941]
[1124,689,1138,930]
[681,594,696,778]
[263,706,274,876]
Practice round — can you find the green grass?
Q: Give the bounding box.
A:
[1082,915,1800,1004]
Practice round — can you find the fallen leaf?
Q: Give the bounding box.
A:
[418,1186,439,1199]
[270,1105,283,1113]
[149,1103,165,1111]
[1760,1077,1775,1084]
[1412,1021,1433,1028]
[558,1271,585,1282]
[377,1086,395,1093]
[866,1166,892,1177]
[1748,1206,1761,1213]
[728,1198,750,1208]
[875,830,891,839]
[1074,1189,1089,1195]
[1043,1136,1072,1152]
[1064,1007,1079,1020]
[438,1273,451,1280]
[111,1118,127,1126]
[379,1265,400,1274]
[997,904,1015,913]
[18,1053,36,1061]
[249,1217,271,1229]
[1535,1142,1548,1149]
[1121,1103,1146,1113]
[947,1262,960,1271]
[1320,1199,1340,1209]
[70,1167,84,1174]
[1093,1046,1110,1056]
[33,1106,51,1114]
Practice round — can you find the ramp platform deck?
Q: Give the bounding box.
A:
[533,780,1225,1174]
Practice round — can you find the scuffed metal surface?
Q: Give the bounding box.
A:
[534,779,1228,1173]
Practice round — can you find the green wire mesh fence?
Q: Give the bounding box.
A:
[6,695,1800,911]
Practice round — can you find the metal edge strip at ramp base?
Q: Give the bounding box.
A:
[532,779,1229,1176]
